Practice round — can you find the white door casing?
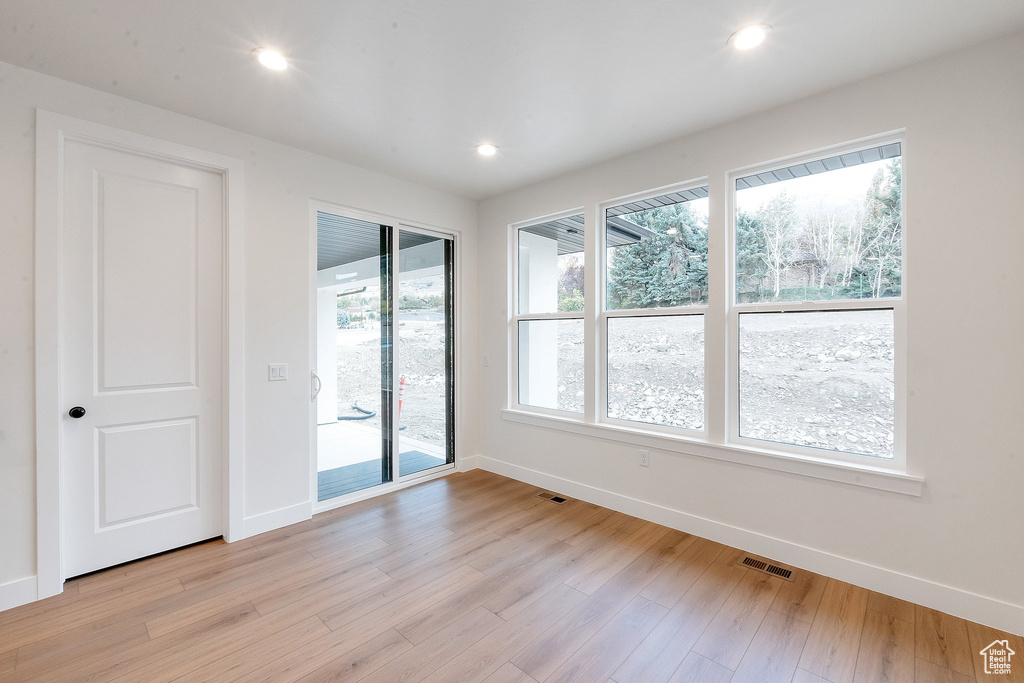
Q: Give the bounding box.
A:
[35,111,245,593]
[60,140,223,577]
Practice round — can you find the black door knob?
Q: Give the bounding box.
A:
[69,406,86,418]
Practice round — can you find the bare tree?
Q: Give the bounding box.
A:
[806,207,846,291]
[758,192,798,299]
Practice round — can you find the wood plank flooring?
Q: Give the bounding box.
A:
[1,470,1020,682]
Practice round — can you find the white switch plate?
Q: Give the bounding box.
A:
[268,363,288,381]
[483,354,489,367]
[639,449,650,467]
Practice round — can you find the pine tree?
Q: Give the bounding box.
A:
[607,203,708,308]
[736,210,768,300]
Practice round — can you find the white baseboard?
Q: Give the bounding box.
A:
[241,501,312,539]
[457,455,481,472]
[474,455,1024,637]
[0,575,39,613]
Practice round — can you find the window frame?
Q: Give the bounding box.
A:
[509,207,588,417]
[725,134,907,471]
[503,132,916,493]
[597,179,711,438]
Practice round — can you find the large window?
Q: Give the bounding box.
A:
[603,187,709,431]
[514,213,585,413]
[509,136,905,475]
[732,142,902,460]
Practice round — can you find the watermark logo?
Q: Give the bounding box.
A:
[980,639,1015,675]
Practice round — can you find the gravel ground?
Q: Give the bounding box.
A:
[335,318,448,448]
[739,309,894,457]
[608,316,704,430]
[544,310,894,458]
[338,309,895,460]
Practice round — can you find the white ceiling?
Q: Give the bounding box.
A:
[2,1,1022,199]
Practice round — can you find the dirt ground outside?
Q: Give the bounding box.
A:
[335,317,448,451]
[339,309,894,460]
[546,309,894,459]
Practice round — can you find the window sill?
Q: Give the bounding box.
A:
[501,409,923,496]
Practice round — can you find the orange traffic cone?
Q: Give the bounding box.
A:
[398,374,406,418]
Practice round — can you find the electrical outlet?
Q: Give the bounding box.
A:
[483,353,490,367]
[639,449,650,467]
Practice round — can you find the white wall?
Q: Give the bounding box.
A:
[0,60,479,601]
[476,32,1024,634]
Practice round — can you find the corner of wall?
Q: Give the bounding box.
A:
[457,454,481,472]
[0,575,39,613]
[241,501,313,539]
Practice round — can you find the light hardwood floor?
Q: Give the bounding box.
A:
[1,470,1020,682]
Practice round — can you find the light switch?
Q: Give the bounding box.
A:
[268,363,288,381]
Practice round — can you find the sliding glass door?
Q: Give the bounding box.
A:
[315,210,454,504]
[396,229,455,477]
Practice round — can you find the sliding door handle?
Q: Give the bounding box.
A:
[311,371,322,402]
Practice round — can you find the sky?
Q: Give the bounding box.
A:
[611,156,892,229]
[734,159,889,220]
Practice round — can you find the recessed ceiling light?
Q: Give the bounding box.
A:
[476,143,498,157]
[253,48,289,71]
[728,24,771,51]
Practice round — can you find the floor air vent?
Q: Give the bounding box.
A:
[740,555,794,581]
[537,492,567,504]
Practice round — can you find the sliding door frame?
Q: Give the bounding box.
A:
[308,201,459,515]
[394,223,457,482]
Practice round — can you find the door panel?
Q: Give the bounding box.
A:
[61,138,223,577]
[97,174,197,391]
[396,229,455,478]
[97,418,197,527]
[315,214,393,501]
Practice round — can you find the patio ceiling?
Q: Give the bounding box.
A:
[317,212,440,271]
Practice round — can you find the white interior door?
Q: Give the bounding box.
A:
[60,137,224,578]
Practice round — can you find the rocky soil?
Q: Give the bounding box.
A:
[337,309,895,460]
[607,317,704,430]
[549,310,894,458]
[738,310,894,457]
[335,318,448,447]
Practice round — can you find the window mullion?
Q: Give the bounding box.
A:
[733,299,899,314]
[583,206,598,424]
[605,306,707,318]
[706,171,729,445]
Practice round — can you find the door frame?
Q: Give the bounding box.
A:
[34,110,246,600]
[308,200,460,514]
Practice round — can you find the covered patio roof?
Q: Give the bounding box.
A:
[519,213,657,256]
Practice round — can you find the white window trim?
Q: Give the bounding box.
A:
[505,132,919,496]
[509,207,587,416]
[501,408,922,496]
[725,133,907,472]
[598,179,711,438]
